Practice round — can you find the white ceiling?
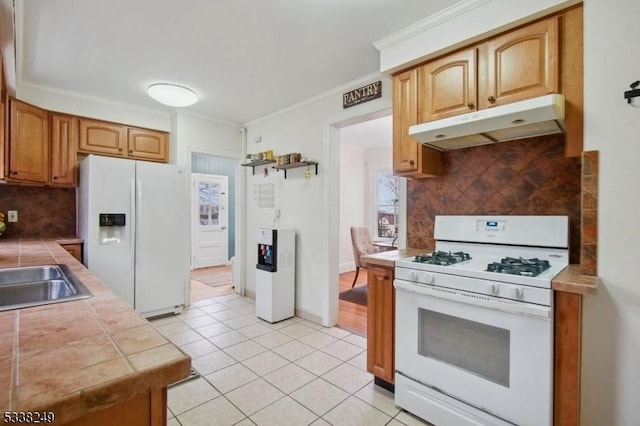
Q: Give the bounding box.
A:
[14,0,459,124]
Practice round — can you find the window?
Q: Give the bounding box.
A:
[198,182,220,227]
[375,171,399,240]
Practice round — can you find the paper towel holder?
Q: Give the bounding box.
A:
[624,80,640,106]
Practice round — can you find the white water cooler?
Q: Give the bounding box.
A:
[255,228,295,323]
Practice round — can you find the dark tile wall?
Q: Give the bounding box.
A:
[0,185,76,238]
[407,135,582,263]
[581,151,598,275]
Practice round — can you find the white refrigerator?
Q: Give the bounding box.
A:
[78,155,189,318]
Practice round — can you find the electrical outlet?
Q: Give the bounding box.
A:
[7,210,17,222]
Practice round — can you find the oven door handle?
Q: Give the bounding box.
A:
[394,279,551,319]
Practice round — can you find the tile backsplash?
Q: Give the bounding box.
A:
[407,135,582,263]
[0,186,76,238]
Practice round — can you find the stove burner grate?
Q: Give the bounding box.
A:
[414,251,471,266]
[487,257,551,277]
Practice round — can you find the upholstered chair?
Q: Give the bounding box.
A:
[350,226,380,287]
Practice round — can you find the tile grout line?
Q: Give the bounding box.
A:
[162,294,387,425]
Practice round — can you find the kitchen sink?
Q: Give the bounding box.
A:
[0,264,93,311]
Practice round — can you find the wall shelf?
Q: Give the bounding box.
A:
[273,161,318,179]
[241,159,275,175]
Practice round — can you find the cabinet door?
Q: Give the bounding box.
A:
[482,17,559,108]
[127,127,168,162]
[79,118,126,156]
[50,114,78,186]
[393,70,442,178]
[367,266,395,384]
[60,243,83,262]
[419,48,477,122]
[8,99,49,183]
[393,69,419,174]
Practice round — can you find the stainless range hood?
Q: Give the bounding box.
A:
[409,94,565,151]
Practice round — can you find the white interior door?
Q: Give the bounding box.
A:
[192,173,228,268]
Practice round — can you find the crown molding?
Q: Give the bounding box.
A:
[373,0,492,52]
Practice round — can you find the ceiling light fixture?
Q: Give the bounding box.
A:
[147,83,198,107]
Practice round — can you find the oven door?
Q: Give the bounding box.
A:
[394,279,553,426]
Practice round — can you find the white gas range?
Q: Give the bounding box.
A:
[394,215,569,426]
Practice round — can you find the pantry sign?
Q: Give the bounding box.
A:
[342,81,382,109]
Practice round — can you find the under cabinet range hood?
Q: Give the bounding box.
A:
[409,94,565,150]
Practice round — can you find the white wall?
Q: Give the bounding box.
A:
[173,112,242,166]
[17,84,171,132]
[243,75,392,324]
[581,0,640,424]
[339,142,366,273]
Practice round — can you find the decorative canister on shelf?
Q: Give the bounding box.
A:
[0,212,6,236]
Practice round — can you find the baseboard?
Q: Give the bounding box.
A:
[339,261,356,274]
[295,307,323,325]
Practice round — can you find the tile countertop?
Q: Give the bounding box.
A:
[362,249,600,295]
[361,249,424,268]
[0,239,191,424]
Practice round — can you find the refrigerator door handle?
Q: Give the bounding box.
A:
[136,179,142,266]
[129,179,136,269]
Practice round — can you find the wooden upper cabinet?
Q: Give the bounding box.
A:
[78,118,169,162]
[419,47,478,122]
[482,16,559,109]
[127,127,168,162]
[392,69,441,178]
[393,69,419,174]
[50,114,78,186]
[79,118,126,156]
[8,99,49,184]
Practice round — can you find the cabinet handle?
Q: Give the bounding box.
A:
[119,148,123,152]
[488,96,496,103]
[467,102,475,109]
[384,275,390,280]
[129,150,133,154]
[53,176,58,180]
[409,160,415,166]
[11,171,18,175]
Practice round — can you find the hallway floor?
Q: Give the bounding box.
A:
[151,292,430,425]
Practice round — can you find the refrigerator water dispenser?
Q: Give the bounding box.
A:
[99,213,126,245]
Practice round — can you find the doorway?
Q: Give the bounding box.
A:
[337,113,393,335]
[189,153,239,300]
[192,173,228,268]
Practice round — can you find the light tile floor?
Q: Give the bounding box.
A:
[150,292,431,426]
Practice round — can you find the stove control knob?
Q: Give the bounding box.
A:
[409,271,419,281]
[422,272,434,284]
[487,283,500,295]
[512,287,525,299]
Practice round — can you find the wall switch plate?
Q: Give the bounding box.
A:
[7,210,17,222]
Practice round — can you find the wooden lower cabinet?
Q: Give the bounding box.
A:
[63,387,166,426]
[59,242,83,263]
[366,265,395,389]
[554,291,583,426]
